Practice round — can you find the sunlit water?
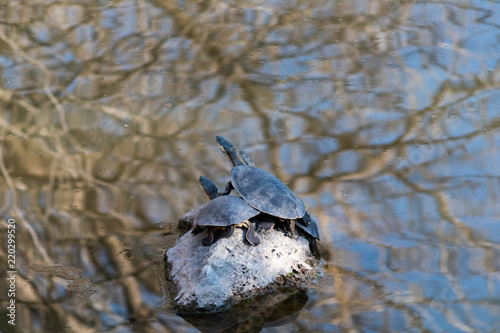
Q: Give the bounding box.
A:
[0,1,499,332]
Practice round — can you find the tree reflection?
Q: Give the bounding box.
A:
[0,0,499,332]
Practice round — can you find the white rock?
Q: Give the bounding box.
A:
[166,226,315,311]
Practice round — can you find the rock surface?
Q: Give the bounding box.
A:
[165,226,317,312]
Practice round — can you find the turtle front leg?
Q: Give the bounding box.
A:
[201,228,215,246]
[219,225,235,239]
[285,219,298,239]
[243,221,261,246]
[218,182,234,196]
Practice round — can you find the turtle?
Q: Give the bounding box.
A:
[215,136,321,258]
[191,176,261,246]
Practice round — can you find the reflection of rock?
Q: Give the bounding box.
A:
[165,226,318,312]
[26,263,97,299]
[178,288,308,333]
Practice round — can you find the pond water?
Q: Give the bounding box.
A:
[1,1,499,332]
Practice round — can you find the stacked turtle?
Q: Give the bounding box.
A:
[189,136,320,259]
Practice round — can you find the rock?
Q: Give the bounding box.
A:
[165,226,318,312]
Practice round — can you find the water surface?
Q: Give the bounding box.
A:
[0,1,499,332]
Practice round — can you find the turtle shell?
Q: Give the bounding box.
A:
[194,195,259,227]
[230,165,306,219]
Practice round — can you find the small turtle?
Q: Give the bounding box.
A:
[191,176,261,246]
[216,136,314,238]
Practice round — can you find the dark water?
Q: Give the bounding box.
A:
[0,1,499,332]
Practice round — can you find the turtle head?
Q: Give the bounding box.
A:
[216,136,243,166]
[199,176,219,200]
[216,136,232,153]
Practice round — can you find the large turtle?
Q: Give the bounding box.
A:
[215,136,320,258]
[191,176,261,246]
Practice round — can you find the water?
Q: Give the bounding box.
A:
[0,1,499,332]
